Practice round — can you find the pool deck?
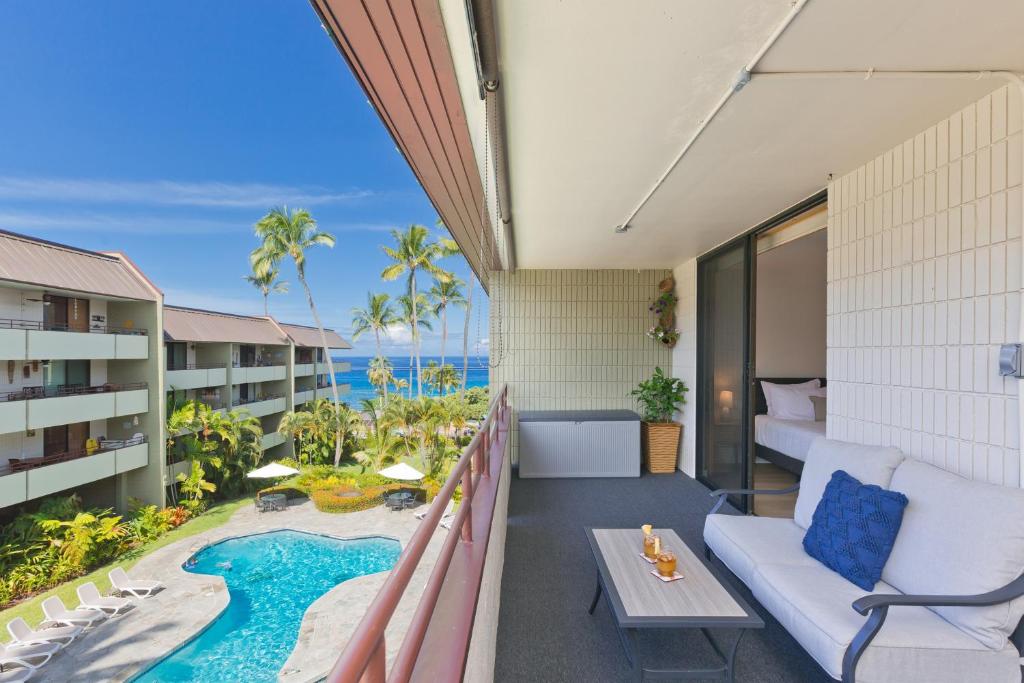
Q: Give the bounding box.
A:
[37,498,445,682]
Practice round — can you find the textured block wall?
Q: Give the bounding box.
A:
[827,84,1023,487]
[489,269,673,464]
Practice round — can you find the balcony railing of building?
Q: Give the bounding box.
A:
[1,434,147,476]
[233,393,285,407]
[327,384,509,683]
[232,360,286,368]
[0,382,148,403]
[166,362,227,371]
[0,318,148,335]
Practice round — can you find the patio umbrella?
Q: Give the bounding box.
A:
[378,463,425,481]
[246,462,300,479]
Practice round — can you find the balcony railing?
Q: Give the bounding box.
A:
[0,382,148,403]
[232,360,286,368]
[2,435,147,475]
[328,384,509,682]
[0,318,147,335]
[233,393,285,407]
[166,362,227,371]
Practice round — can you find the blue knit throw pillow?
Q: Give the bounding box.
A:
[802,470,909,591]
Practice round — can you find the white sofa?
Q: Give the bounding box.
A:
[703,438,1024,683]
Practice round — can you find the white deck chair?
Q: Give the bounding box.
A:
[0,667,33,683]
[6,617,81,648]
[0,641,59,670]
[109,567,162,599]
[76,583,131,616]
[415,498,454,521]
[41,596,106,628]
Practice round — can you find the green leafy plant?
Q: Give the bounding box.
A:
[629,367,689,423]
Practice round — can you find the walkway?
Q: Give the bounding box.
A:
[38,499,444,682]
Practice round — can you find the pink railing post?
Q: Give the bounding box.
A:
[360,638,386,683]
[460,464,474,543]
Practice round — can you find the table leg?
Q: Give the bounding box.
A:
[588,573,603,615]
[724,629,746,683]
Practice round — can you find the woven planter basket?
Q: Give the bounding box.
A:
[642,422,681,474]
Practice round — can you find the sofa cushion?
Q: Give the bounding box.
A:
[884,459,1024,650]
[750,563,1022,682]
[803,470,909,590]
[703,514,818,585]
[795,439,905,529]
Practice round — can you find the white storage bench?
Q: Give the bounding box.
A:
[517,410,641,478]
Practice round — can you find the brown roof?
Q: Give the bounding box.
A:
[164,306,288,345]
[0,230,158,301]
[279,322,351,349]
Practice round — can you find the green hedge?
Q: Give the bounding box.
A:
[256,485,308,500]
[310,484,407,513]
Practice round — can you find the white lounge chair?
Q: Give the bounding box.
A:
[76,583,131,616]
[415,498,454,521]
[109,567,162,599]
[41,596,106,628]
[0,667,33,683]
[0,641,59,670]
[6,617,81,648]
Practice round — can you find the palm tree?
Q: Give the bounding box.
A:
[434,233,474,398]
[278,410,315,464]
[428,274,466,367]
[250,206,344,465]
[243,267,288,317]
[397,294,433,399]
[436,363,460,395]
[381,225,448,398]
[367,355,395,401]
[352,292,397,401]
[353,429,402,472]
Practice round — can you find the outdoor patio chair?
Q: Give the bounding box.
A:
[6,617,81,648]
[40,597,106,628]
[75,583,132,616]
[416,498,454,522]
[0,641,59,671]
[108,567,162,599]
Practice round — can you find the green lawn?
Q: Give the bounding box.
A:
[0,496,251,642]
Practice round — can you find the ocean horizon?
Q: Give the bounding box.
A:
[331,355,490,403]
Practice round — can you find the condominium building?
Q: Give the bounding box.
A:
[0,231,164,512]
[0,231,352,514]
[163,307,352,475]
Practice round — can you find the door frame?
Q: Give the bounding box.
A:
[695,190,827,511]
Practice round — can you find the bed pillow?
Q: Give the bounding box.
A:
[802,469,909,590]
[762,379,819,417]
[764,382,824,420]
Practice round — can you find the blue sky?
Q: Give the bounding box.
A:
[0,1,487,357]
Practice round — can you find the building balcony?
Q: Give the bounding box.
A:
[294,362,315,377]
[165,363,228,391]
[0,318,148,360]
[232,362,287,384]
[293,389,315,405]
[261,431,286,450]
[0,383,149,434]
[0,436,148,508]
[315,383,350,400]
[233,394,286,418]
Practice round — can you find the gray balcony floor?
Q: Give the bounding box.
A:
[494,471,832,682]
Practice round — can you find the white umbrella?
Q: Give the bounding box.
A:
[246,462,300,479]
[378,463,425,481]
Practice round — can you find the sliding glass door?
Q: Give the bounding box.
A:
[697,238,754,511]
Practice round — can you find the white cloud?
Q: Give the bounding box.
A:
[0,176,373,208]
[382,323,413,345]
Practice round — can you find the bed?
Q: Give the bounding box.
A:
[753,377,827,476]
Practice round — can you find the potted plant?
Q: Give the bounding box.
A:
[630,367,688,473]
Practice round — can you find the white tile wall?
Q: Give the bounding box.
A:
[827,84,1024,487]
[489,270,674,464]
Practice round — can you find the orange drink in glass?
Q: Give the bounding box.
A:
[656,550,678,577]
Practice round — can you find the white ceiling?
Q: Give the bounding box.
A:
[493,0,1024,269]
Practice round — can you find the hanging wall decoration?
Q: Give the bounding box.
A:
[647,275,680,348]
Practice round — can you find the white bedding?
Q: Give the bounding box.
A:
[754,415,825,462]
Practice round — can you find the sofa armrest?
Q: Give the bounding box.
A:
[841,573,1024,683]
[708,484,800,514]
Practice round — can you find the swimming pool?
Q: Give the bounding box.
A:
[134,530,401,682]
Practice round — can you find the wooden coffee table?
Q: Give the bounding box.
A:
[586,528,763,682]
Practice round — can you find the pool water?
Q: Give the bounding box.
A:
[134,530,401,682]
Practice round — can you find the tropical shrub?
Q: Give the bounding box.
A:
[256,485,308,501]
[310,484,407,514]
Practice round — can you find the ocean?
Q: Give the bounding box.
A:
[332,355,490,404]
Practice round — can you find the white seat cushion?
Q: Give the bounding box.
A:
[794,439,905,529]
[703,514,818,585]
[884,460,1024,650]
[750,563,1022,682]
